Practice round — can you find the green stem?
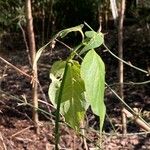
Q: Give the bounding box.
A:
[55,62,69,150]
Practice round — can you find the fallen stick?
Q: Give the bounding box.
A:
[0,56,38,83]
[10,126,33,138]
[122,108,150,131]
[0,132,7,150]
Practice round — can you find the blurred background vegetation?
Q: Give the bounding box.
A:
[0,0,150,49]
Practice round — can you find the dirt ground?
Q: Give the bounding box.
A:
[0,24,150,149]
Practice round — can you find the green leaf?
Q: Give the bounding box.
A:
[49,60,66,108]
[33,41,52,70]
[59,24,84,40]
[49,73,60,108]
[33,24,84,69]
[81,49,106,133]
[51,60,66,78]
[49,60,86,131]
[85,30,97,38]
[79,31,104,55]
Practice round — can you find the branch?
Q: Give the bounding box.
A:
[106,83,150,130]
[0,56,34,81]
[122,108,150,131]
[103,43,149,75]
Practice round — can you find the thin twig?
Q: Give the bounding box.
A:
[38,99,54,109]
[0,56,38,83]
[55,38,73,51]
[0,89,54,119]
[105,83,150,129]
[108,80,150,87]
[55,39,83,60]
[103,43,149,75]
[10,126,33,138]
[89,127,150,136]
[18,21,32,66]
[38,81,51,113]
[106,113,117,134]
[124,80,150,85]
[0,132,7,150]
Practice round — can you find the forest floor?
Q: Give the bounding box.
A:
[0,24,150,149]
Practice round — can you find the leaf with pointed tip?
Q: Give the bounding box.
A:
[81,49,106,133]
[49,60,86,131]
[33,24,84,70]
[60,24,84,40]
[33,41,51,70]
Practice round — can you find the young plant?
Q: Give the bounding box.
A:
[35,24,106,149]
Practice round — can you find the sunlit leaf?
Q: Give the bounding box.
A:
[48,61,66,108]
[33,25,84,70]
[81,49,106,133]
[51,60,66,78]
[85,30,97,38]
[79,31,104,55]
[49,60,86,131]
[49,73,60,108]
[59,24,84,40]
[33,41,51,70]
